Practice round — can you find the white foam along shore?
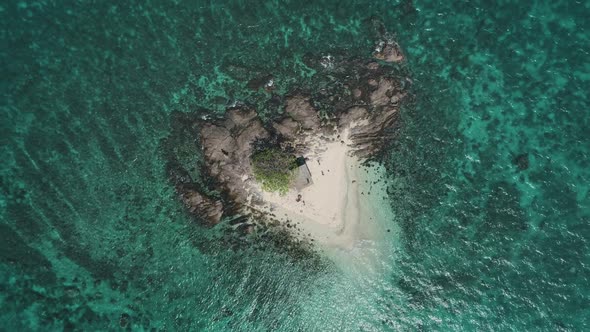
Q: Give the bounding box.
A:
[255,126,393,257]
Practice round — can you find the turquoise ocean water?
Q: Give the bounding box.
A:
[1,0,589,330]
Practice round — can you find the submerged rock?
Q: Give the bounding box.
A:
[514,153,529,171]
[119,313,131,328]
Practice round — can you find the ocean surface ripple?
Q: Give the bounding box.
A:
[1,1,588,330]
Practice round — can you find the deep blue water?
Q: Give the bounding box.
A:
[1,0,589,330]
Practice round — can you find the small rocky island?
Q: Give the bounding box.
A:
[163,38,410,252]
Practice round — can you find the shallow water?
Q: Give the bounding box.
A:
[1,0,589,331]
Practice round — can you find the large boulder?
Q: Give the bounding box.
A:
[284,95,320,130]
[373,40,404,63]
[180,188,224,226]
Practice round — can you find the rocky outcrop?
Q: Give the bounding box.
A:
[163,41,411,227]
[344,106,400,159]
[200,108,269,205]
[284,96,320,131]
[165,163,224,226]
[373,39,405,63]
[180,188,224,225]
[272,117,300,140]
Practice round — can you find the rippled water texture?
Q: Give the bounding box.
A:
[1,1,589,330]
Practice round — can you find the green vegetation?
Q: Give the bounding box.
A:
[251,148,298,195]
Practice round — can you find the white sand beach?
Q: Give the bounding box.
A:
[254,128,393,257]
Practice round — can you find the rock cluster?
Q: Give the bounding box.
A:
[163,44,411,227]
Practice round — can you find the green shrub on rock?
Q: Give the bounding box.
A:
[251,148,297,195]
